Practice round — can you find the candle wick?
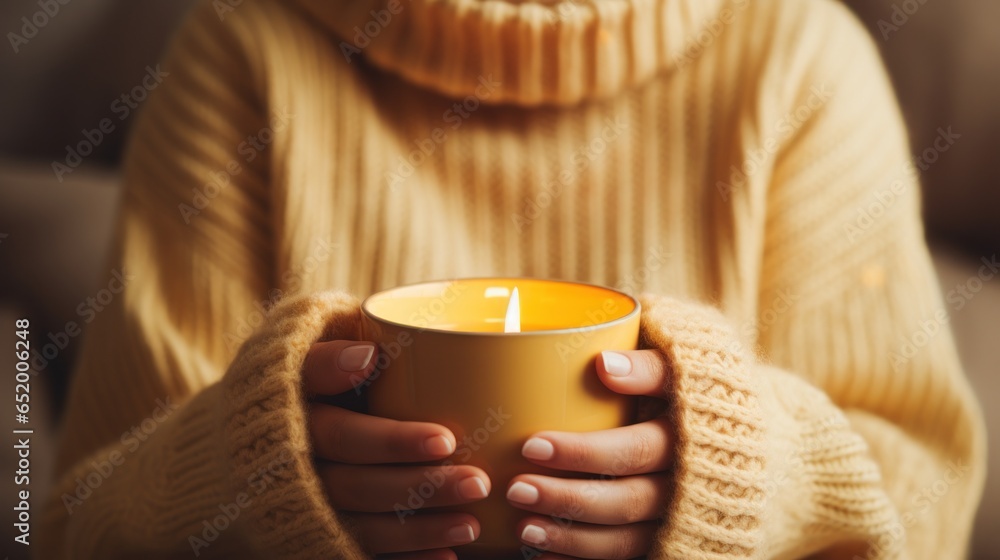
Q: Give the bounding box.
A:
[504,287,521,333]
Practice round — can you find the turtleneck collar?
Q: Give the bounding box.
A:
[283,0,728,106]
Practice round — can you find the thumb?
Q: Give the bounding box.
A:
[596,349,672,400]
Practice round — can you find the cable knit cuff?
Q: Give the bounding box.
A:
[220,290,368,558]
[638,295,767,560]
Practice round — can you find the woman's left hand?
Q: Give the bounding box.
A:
[506,350,675,560]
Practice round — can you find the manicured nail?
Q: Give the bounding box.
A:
[506,481,540,505]
[522,438,555,461]
[423,435,455,456]
[338,343,375,372]
[447,523,477,544]
[521,524,547,545]
[458,477,489,500]
[602,351,632,377]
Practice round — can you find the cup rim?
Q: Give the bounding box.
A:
[360,277,641,337]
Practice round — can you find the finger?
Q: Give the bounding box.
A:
[597,349,672,399]
[521,417,673,476]
[310,404,456,464]
[377,549,456,560]
[505,473,669,525]
[348,512,479,554]
[321,463,491,512]
[517,516,657,560]
[302,340,378,395]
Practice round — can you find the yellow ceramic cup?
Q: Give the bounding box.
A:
[360,278,640,558]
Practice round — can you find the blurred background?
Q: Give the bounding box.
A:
[0,0,996,557]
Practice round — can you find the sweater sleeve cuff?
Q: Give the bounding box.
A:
[220,290,368,558]
[638,294,767,560]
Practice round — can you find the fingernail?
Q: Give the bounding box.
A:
[447,523,477,544]
[506,481,539,505]
[423,435,455,456]
[521,438,555,461]
[521,524,548,545]
[458,477,489,500]
[602,351,632,377]
[338,344,375,372]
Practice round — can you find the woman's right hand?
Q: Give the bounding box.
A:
[303,340,491,560]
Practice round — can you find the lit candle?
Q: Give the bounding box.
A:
[503,287,520,333]
[361,278,640,556]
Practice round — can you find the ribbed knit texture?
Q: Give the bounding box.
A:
[639,296,768,558]
[41,0,985,558]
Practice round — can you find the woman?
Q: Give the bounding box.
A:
[41,0,985,558]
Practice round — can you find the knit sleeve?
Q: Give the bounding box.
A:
[638,295,915,560]
[41,293,370,559]
[39,2,367,557]
[644,2,985,559]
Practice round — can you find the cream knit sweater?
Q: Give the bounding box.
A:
[41,0,985,558]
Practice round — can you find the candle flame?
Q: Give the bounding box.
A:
[504,287,521,333]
